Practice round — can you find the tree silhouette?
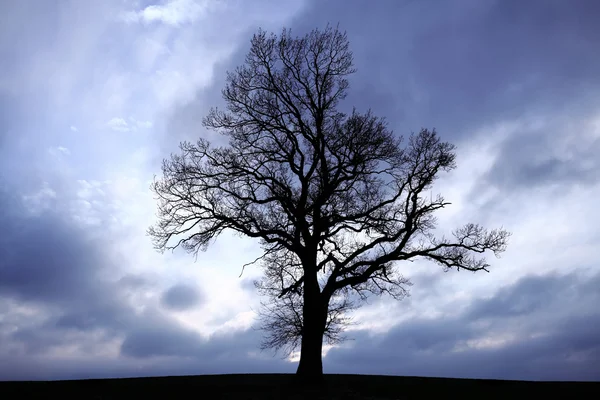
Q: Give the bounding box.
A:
[148,25,510,383]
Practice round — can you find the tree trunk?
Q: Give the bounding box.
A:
[295,270,328,384]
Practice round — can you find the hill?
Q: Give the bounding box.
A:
[1,373,598,399]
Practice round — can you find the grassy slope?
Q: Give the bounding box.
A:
[1,374,599,399]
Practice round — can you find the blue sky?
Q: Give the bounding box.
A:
[1,0,599,381]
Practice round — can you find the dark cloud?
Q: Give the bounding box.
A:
[467,272,579,319]
[1,328,296,381]
[121,318,204,358]
[53,302,131,334]
[168,0,600,199]
[325,270,600,381]
[478,127,600,194]
[118,274,153,290]
[0,184,130,336]
[0,183,291,379]
[161,283,202,311]
[282,0,598,138]
[0,216,102,304]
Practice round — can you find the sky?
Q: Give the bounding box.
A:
[1,0,599,381]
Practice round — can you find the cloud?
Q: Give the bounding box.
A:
[106,117,154,133]
[121,0,214,26]
[326,270,600,381]
[161,283,202,311]
[0,181,288,379]
[0,0,307,380]
[0,184,117,306]
[474,112,600,195]
[107,117,130,132]
[20,182,57,214]
[466,272,578,320]
[120,314,204,358]
[48,146,70,157]
[134,119,153,129]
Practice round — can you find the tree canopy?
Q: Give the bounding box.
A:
[148,25,510,382]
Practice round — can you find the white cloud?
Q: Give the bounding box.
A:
[48,146,71,157]
[107,117,131,132]
[22,182,57,214]
[121,0,216,26]
[106,117,153,132]
[132,118,153,129]
[70,125,78,132]
[58,146,70,155]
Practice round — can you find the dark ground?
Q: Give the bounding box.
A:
[1,374,599,399]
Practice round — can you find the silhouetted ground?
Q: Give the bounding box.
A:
[1,373,598,399]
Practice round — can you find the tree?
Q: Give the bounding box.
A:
[148,25,510,383]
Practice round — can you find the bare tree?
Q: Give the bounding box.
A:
[148,25,510,383]
[254,259,358,359]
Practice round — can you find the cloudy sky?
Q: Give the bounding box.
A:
[1,0,599,382]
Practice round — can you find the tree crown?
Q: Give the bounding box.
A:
[148,25,510,355]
